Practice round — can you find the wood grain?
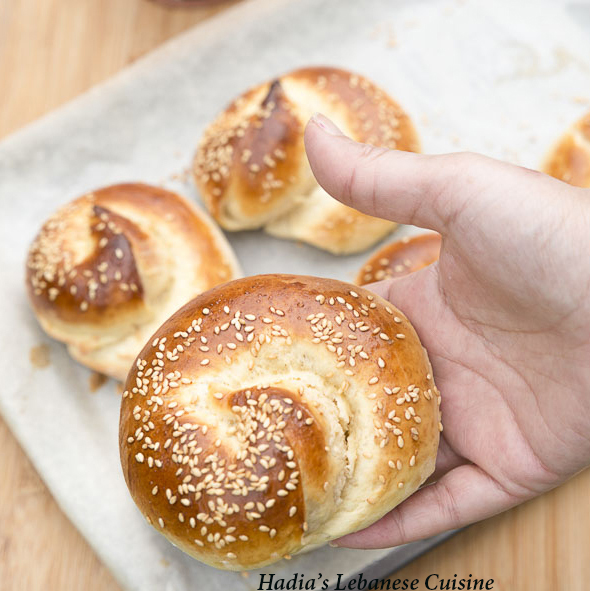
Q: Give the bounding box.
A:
[1,1,589,590]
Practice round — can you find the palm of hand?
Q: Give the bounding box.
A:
[348,186,590,548]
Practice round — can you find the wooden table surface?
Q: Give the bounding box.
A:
[1,1,589,589]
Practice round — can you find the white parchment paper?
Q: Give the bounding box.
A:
[1,0,590,589]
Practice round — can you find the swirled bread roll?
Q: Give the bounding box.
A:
[193,67,420,254]
[543,110,590,187]
[119,274,441,570]
[357,233,441,285]
[26,183,241,380]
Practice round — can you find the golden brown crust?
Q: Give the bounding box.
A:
[26,183,241,380]
[120,274,440,570]
[193,66,420,253]
[196,80,305,224]
[543,111,590,187]
[287,67,419,150]
[357,233,442,285]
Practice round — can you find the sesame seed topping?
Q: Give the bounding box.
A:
[118,272,439,563]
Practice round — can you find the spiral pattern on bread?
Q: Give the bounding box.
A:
[119,274,440,570]
[193,66,420,254]
[26,183,241,380]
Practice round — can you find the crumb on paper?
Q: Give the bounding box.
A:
[168,167,191,184]
[240,571,249,578]
[160,558,170,568]
[369,23,382,39]
[30,344,50,368]
[157,168,191,186]
[573,96,590,105]
[89,371,108,393]
[384,23,397,48]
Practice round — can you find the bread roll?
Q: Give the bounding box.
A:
[119,274,441,570]
[26,183,241,380]
[357,233,441,285]
[193,66,420,254]
[543,110,590,187]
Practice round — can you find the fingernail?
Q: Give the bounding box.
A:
[328,541,340,548]
[310,112,343,136]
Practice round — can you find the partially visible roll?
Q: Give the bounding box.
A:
[119,274,441,571]
[357,233,441,285]
[193,66,421,254]
[26,183,241,380]
[543,110,590,187]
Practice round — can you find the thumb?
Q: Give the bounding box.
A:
[304,112,507,233]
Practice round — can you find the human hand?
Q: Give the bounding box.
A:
[304,113,590,548]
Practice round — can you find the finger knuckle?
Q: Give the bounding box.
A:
[437,481,462,528]
[388,508,409,544]
[343,144,389,214]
